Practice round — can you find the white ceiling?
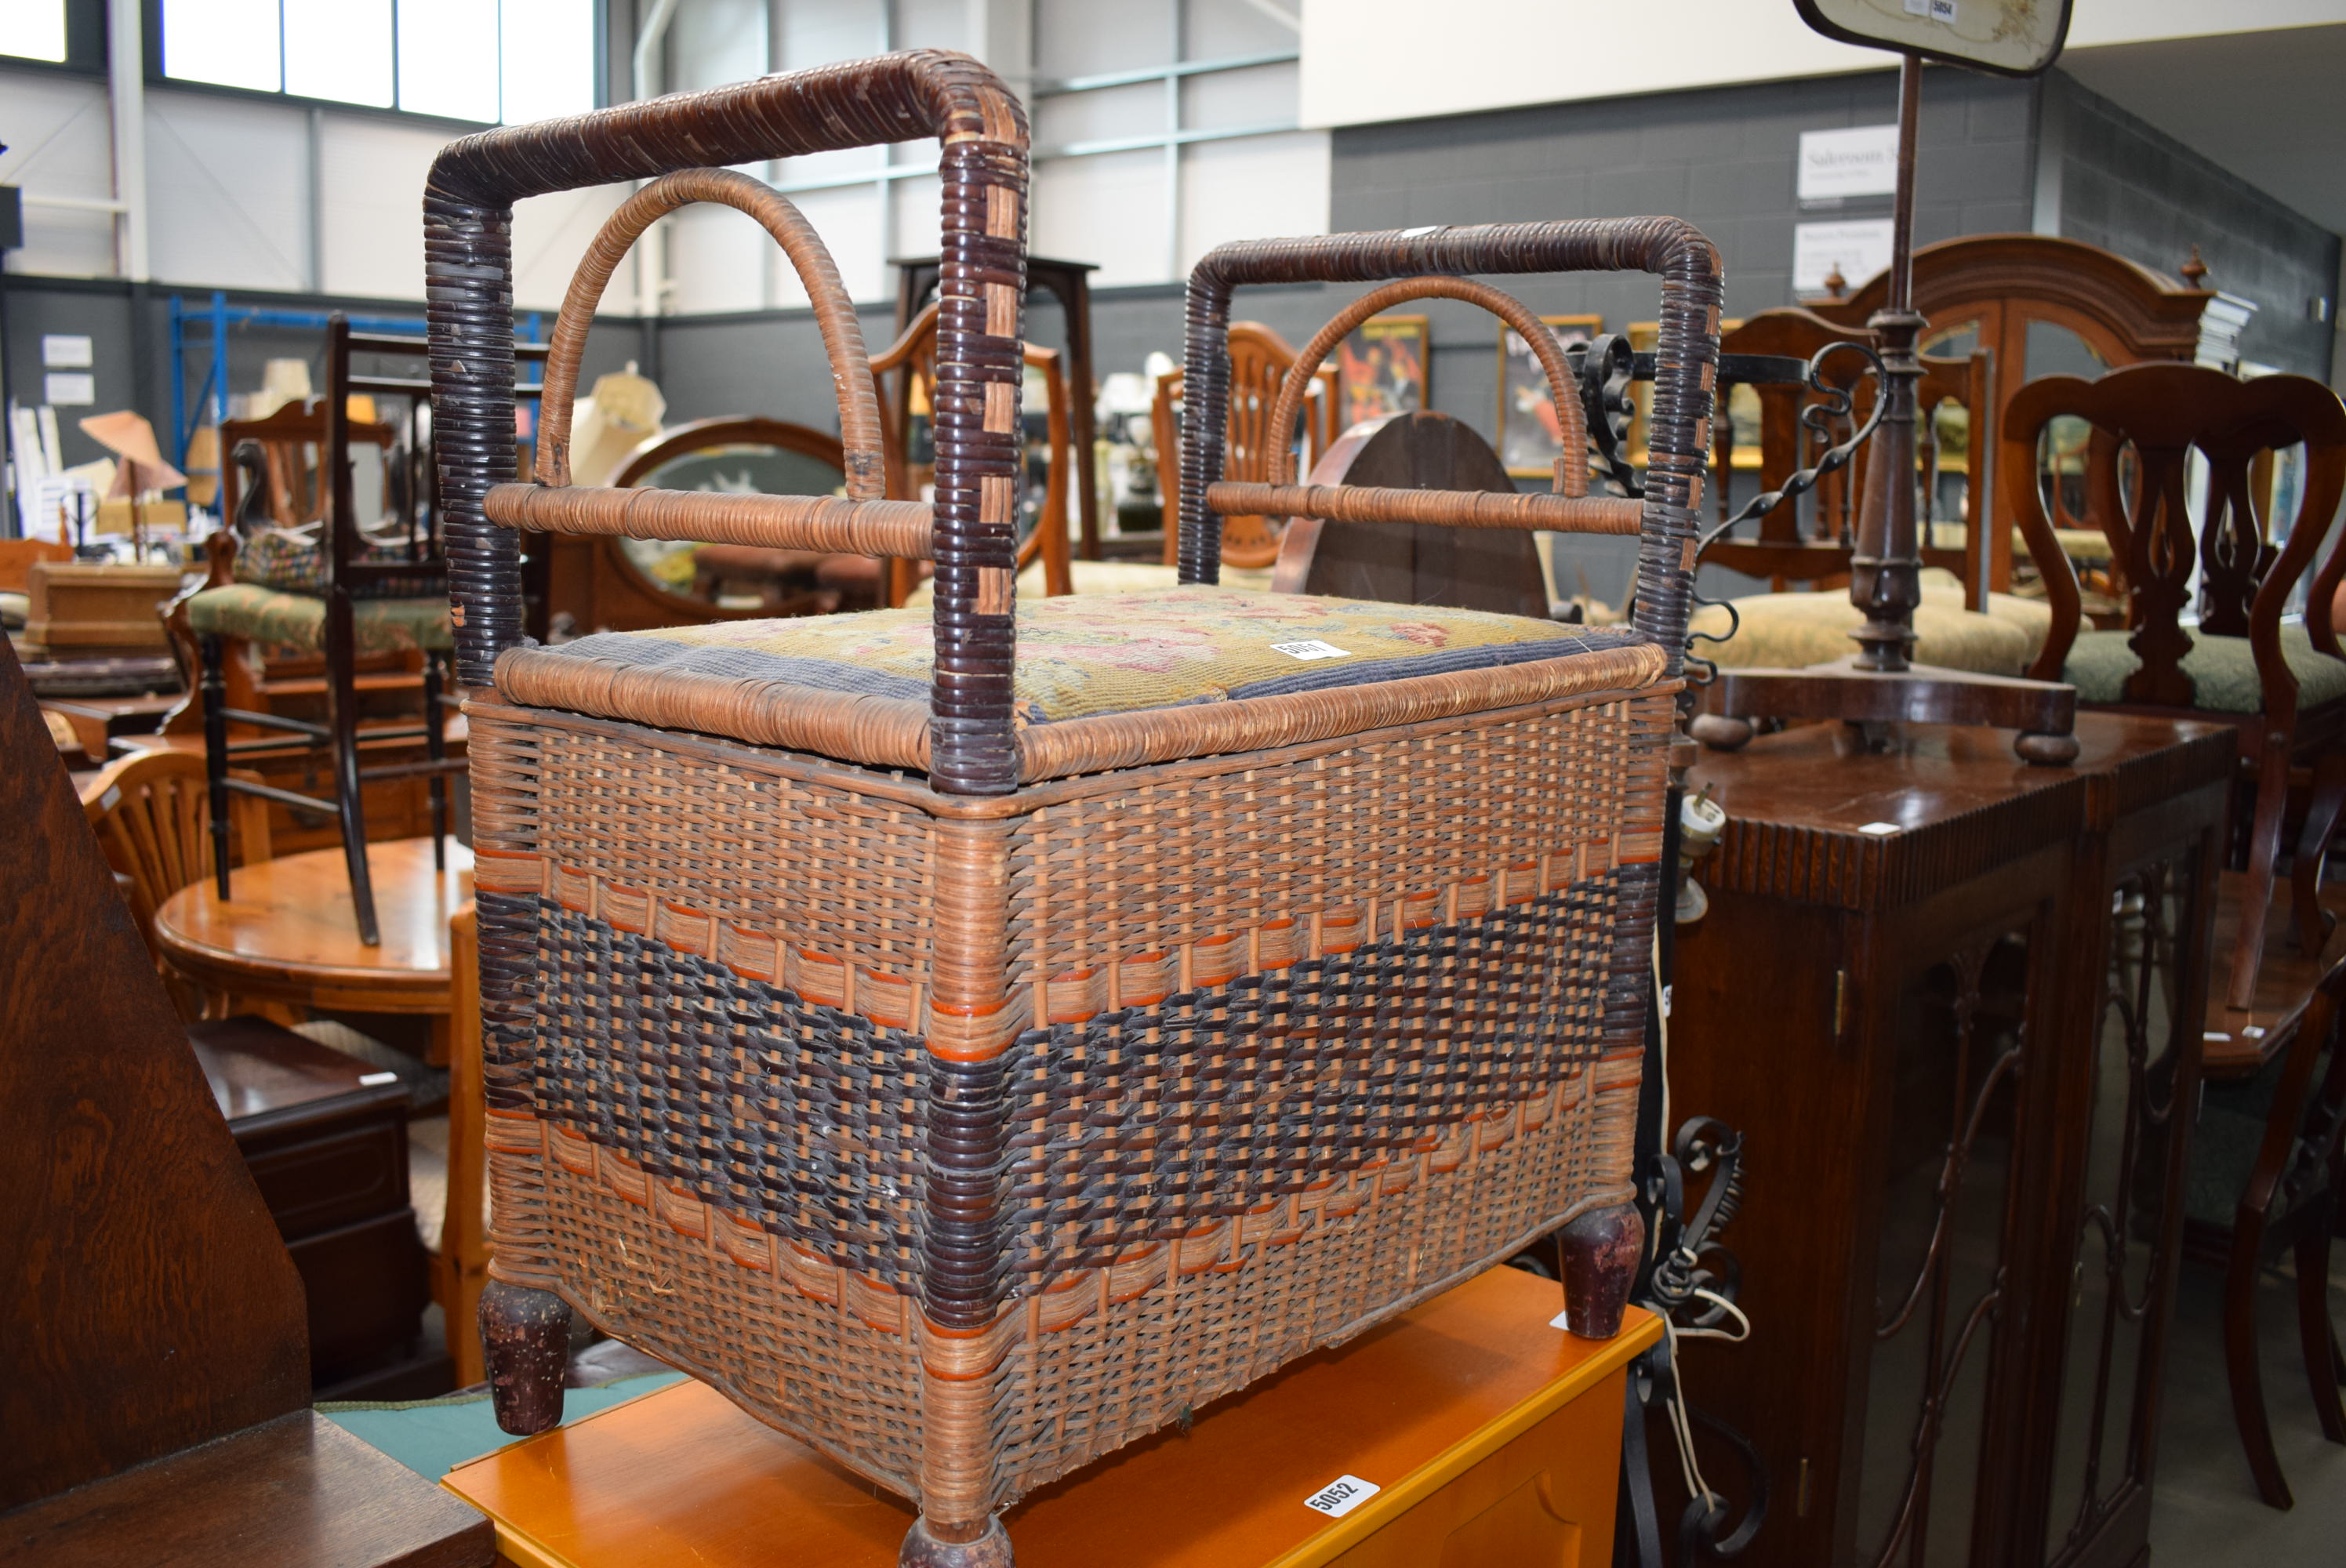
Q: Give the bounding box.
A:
[2060,24,2346,238]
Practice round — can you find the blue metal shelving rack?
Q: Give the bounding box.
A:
[168,290,544,480]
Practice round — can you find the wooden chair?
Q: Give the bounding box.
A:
[0,537,74,593]
[220,397,398,535]
[1814,233,2214,556]
[420,902,492,1388]
[80,746,273,1018]
[1706,307,1984,595]
[2184,954,2346,1508]
[187,317,463,946]
[874,300,1075,605]
[2009,364,2346,1009]
[1693,309,2048,680]
[1153,321,1338,569]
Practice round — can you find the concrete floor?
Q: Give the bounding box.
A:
[2147,1254,2346,1562]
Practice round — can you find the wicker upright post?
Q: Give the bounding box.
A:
[427,53,1032,1566]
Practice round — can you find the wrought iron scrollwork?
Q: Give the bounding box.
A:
[1567,335,1886,685]
[1694,339,1888,560]
[1618,1116,1767,1565]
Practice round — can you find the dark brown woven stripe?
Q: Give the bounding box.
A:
[485,891,930,1288]
[1001,874,1625,1279]
[479,874,1628,1296]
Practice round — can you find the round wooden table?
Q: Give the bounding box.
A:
[155,838,474,1024]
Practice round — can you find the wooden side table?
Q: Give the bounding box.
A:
[1667,714,2232,1567]
[154,837,472,1054]
[441,1266,1657,1568]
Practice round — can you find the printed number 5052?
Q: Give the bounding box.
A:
[1303,1475,1381,1519]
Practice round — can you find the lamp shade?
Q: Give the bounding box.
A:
[78,410,188,497]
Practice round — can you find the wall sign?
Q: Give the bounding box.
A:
[1793,219,1896,294]
[1797,125,1901,202]
[42,334,93,368]
[44,372,96,406]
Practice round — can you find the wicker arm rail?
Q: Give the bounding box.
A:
[484,484,936,557]
[426,49,1027,794]
[1179,222,1724,677]
[1204,482,1645,535]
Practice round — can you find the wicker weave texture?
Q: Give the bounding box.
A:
[471,684,1666,1513]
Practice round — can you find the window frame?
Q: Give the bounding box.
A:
[130,0,605,131]
[0,0,107,76]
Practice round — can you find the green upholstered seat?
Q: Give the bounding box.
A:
[520,586,1647,727]
[187,583,455,655]
[1687,574,2053,677]
[2061,625,2346,713]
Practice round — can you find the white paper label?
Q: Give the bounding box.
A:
[358,1071,401,1087]
[1549,1306,1574,1330]
[42,334,93,368]
[1794,219,1897,294]
[1797,125,1901,201]
[1271,640,1351,661]
[44,372,96,406]
[1303,1475,1381,1519]
[1930,0,1957,20]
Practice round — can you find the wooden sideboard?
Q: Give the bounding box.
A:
[1669,714,2232,1568]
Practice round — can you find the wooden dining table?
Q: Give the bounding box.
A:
[154,837,474,1055]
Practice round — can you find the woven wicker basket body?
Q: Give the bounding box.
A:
[425,47,1719,1553]
[470,677,1669,1515]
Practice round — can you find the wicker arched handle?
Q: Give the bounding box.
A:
[1175,221,1723,680]
[534,169,884,499]
[1266,276,1588,496]
[427,49,1029,796]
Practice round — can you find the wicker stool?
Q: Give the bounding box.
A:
[425,50,1721,1567]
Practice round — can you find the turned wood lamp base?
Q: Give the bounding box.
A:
[1693,656,2081,767]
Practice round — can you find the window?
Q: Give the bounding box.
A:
[157,0,596,124]
[0,1,70,63]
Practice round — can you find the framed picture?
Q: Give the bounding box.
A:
[1495,314,1603,479]
[1337,314,1430,430]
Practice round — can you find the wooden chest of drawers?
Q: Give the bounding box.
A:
[187,1016,438,1396]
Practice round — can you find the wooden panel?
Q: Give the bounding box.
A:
[0,637,309,1508]
[244,1120,412,1240]
[289,1210,430,1377]
[445,1266,1654,1568]
[1286,412,1550,620]
[0,1410,492,1568]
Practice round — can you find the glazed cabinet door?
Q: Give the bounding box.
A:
[2033,820,2217,1566]
[1841,902,2050,1568]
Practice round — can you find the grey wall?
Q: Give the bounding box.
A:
[644,65,2039,608]
[2046,73,2338,378]
[655,66,2038,441]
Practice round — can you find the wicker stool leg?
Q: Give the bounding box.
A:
[899,1515,1013,1567]
[1558,1203,1645,1339]
[480,1280,568,1435]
